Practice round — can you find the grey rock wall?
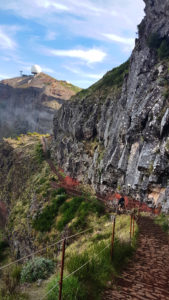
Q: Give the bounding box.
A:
[52,0,169,212]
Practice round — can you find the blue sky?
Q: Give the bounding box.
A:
[0,0,145,88]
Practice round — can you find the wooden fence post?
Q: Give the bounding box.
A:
[111,215,116,260]
[130,214,132,240]
[132,215,135,237]
[59,239,66,300]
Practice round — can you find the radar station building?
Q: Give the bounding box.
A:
[31,65,42,75]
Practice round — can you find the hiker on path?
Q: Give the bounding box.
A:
[118,196,125,212]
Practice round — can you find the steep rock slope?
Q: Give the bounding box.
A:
[0,135,105,257]
[0,73,80,139]
[52,0,169,212]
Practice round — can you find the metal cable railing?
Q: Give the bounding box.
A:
[40,242,111,300]
[0,226,97,271]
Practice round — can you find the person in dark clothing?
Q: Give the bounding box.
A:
[118,196,125,211]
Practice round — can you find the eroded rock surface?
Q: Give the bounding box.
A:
[51,0,169,212]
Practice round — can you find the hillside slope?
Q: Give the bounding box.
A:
[51,0,169,212]
[0,73,80,139]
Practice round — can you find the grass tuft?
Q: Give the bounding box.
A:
[155,213,169,232]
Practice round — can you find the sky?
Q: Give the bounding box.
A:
[0,0,145,88]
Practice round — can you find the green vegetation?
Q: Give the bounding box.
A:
[147,33,169,60]
[148,162,154,175]
[165,139,169,151]
[51,187,66,195]
[60,80,82,93]
[20,257,54,283]
[32,194,68,232]
[47,215,138,300]
[47,276,86,300]
[72,60,129,101]
[0,293,28,300]
[147,33,162,49]
[163,89,169,100]
[65,240,134,299]
[33,194,104,233]
[158,40,169,59]
[57,196,104,232]
[34,142,45,164]
[0,232,9,262]
[155,213,169,232]
[0,134,139,300]
[0,265,26,300]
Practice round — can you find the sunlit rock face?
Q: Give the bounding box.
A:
[52,0,169,212]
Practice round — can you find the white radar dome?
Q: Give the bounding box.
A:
[31,64,42,74]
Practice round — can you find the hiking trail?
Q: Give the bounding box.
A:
[103,216,169,300]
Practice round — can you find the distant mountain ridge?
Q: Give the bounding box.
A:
[0,73,81,139]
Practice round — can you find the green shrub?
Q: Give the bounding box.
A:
[66,238,136,299]
[163,89,169,100]
[57,196,105,232]
[155,213,169,232]
[0,240,9,261]
[99,60,129,88]
[72,199,104,230]
[157,39,169,59]
[39,177,47,185]
[147,33,162,49]
[1,265,22,296]
[147,33,169,60]
[51,188,66,197]
[46,149,51,159]
[73,60,129,101]
[32,194,67,232]
[47,276,87,300]
[57,197,84,231]
[66,242,112,298]
[0,291,28,300]
[66,251,91,282]
[112,238,134,272]
[35,143,45,164]
[20,257,54,283]
[11,265,21,283]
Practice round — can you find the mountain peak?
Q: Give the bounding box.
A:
[0,73,81,139]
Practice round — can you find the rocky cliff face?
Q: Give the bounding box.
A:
[52,0,169,212]
[0,73,80,139]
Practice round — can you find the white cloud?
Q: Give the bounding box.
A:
[65,65,104,79]
[68,1,105,15]
[37,0,69,11]
[0,0,145,89]
[48,48,106,63]
[103,33,135,47]
[0,1,145,40]
[0,27,17,50]
[0,73,16,80]
[42,66,55,73]
[0,0,69,19]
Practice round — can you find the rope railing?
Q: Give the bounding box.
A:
[0,213,137,300]
[0,226,97,271]
[41,215,118,300]
[40,242,111,300]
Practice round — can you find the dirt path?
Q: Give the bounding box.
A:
[103,216,169,300]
